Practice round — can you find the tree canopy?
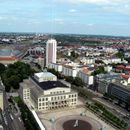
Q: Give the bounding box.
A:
[92,66,107,76]
[1,61,35,92]
[0,63,6,75]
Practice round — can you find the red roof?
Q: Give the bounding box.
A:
[121,74,129,80]
[80,67,89,74]
[117,65,125,69]
[125,68,130,71]
[0,56,17,61]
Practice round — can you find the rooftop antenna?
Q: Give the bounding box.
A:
[50,2,55,39]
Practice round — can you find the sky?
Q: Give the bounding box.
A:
[0,0,130,36]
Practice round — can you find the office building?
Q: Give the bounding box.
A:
[46,39,57,67]
[108,82,130,109]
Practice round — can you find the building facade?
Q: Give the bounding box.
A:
[19,72,78,111]
[108,82,130,109]
[46,39,57,67]
[78,70,94,87]
[48,63,63,72]
[0,91,3,111]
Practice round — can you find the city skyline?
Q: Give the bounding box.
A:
[0,0,130,36]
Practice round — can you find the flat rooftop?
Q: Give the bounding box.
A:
[31,76,68,90]
[111,82,130,92]
[34,72,56,78]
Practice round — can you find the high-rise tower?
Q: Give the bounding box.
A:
[46,39,57,67]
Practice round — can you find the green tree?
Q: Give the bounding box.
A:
[125,57,130,63]
[71,51,79,59]
[1,61,35,92]
[65,76,74,83]
[73,77,83,87]
[115,51,124,60]
[92,66,106,76]
[0,63,6,75]
[8,75,21,89]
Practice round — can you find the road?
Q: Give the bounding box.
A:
[0,79,25,130]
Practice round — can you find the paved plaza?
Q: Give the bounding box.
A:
[37,106,116,130]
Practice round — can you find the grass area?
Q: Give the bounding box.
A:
[10,96,20,103]
[72,85,128,129]
[86,102,128,129]
[18,98,40,130]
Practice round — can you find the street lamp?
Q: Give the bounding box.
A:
[50,117,56,130]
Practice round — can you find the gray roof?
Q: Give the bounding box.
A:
[31,77,68,90]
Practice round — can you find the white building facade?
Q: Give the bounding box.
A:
[62,65,78,77]
[19,72,78,111]
[46,39,57,67]
[48,63,63,72]
[78,71,94,87]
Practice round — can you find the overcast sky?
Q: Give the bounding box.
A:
[0,0,130,36]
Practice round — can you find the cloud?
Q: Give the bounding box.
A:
[54,18,64,24]
[0,16,17,20]
[102,3,130,15]
[58,0,127,5]
[69,9,77,13]
[87,23,94,26]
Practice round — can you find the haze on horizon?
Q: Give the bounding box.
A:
[0,0,130,36]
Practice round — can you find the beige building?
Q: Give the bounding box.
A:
[19,72,78,111]
[78,68,94,87]
[0,56,17,65]
[0,91,3,111]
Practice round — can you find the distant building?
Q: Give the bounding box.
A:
[0,56,17,65]
[46,39,57,67]
[102,58,122,65]
[0,91,3,111]
[62,65,78,78]
[108,82,130,109]
[19,72,78,111]
[95,73,121,93]
[48,63,63,72]
[78,67,94,87]
[80,57,95,65]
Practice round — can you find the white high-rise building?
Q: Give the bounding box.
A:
[46,39,57,67]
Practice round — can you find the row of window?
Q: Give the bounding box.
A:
[69,94,77,98]
[71,99,77,102]
[41,77,54,81]
[51,95,66,100]
[24,89,30,93]
[39,102,48,106]
[38,107,48,110]
[50,90,65,95]
[38,97,48,102]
